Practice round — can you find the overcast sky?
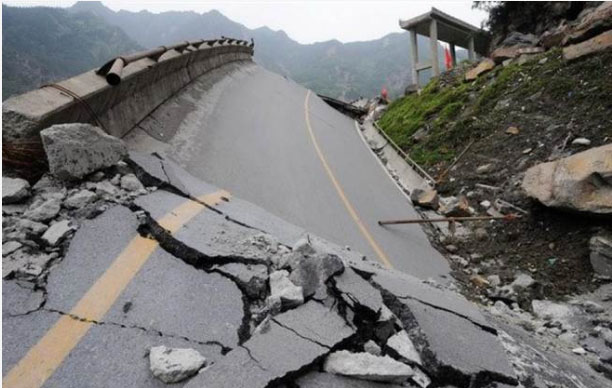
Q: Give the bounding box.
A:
[4,1,489,44]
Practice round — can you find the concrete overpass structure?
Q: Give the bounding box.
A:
[400,7,490,85]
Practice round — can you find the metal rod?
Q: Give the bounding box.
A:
[378,213,519,226]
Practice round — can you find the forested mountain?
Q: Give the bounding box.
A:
[2,4,142,99]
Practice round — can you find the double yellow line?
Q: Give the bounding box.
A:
[304,90,393,269]
[3,190,229,388]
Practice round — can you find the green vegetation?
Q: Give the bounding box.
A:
[377,48,611,168]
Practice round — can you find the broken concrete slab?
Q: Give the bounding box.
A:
[401,298,516,384]
[2,177,30,204]
[101,248,244,347]
[2,310,60,376]
[296,371,409,388]
[40,123,127,181]
[135,190,270,263]
[2,280,44,317]
[149,346,207,383]
[214,262,268,299]
[46,206,140,311]
[269,270,304,308]
[371,268,492,329]
[44,319,222,388]
[386,330,422,366]
[323,350,413,383]
[185,301,354,388]
[334,266,383,316]
[272,300,355,348]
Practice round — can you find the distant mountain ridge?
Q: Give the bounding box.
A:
[69,2,448,100]
[3,2,460,101]
[2,4,142,99]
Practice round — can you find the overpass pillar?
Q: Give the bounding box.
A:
[409,29,419,85]
[429,19,439,76]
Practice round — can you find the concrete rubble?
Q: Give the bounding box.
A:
[3,128,524,387]
[149,346,207,383]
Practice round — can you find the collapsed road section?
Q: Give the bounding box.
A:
[3,123,518,387]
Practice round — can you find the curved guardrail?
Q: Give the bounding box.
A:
[2,37,254,141]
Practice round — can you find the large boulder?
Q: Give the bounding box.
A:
[40,123,127,180]
[521,144,612,214]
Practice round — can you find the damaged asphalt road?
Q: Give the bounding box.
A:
[3,153,518,388]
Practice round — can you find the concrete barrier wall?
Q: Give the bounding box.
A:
[2,43,253,140]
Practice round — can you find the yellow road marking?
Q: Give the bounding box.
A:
[303,90,393,269]
[3,190,230,388]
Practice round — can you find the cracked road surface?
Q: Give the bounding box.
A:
[126,63,450,279]
[3,153,518,388]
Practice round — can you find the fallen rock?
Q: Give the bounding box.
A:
[571,137,591,146]
[288,252,344,297]
[386,330,422,366]
[269,270,303,307]
[16,219,48,235]
[511,273,535,290]
[476,163,494,174]
[323,350,413,383]
[532,300,573,321]
[364,340,382,356]
[521,144,612,214]
[292,237,317,256]
[2,177,30,204]
[410,188,439,210]
[24,197,62,222]
[501,31,538,47]
[40,123,127,181]
[41,220,74,246]
[563,30,612,61]
[506,126,520,135]
[539,23,570,48]
[490,45,523,64]
[64,190,97,209]
[2,241,22,256]
[149,346,206,383]
[439,196,471,217]
[563,2,612,46]
[590,233,612,277]
[120,174,145,192]
[465,58,495,81]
